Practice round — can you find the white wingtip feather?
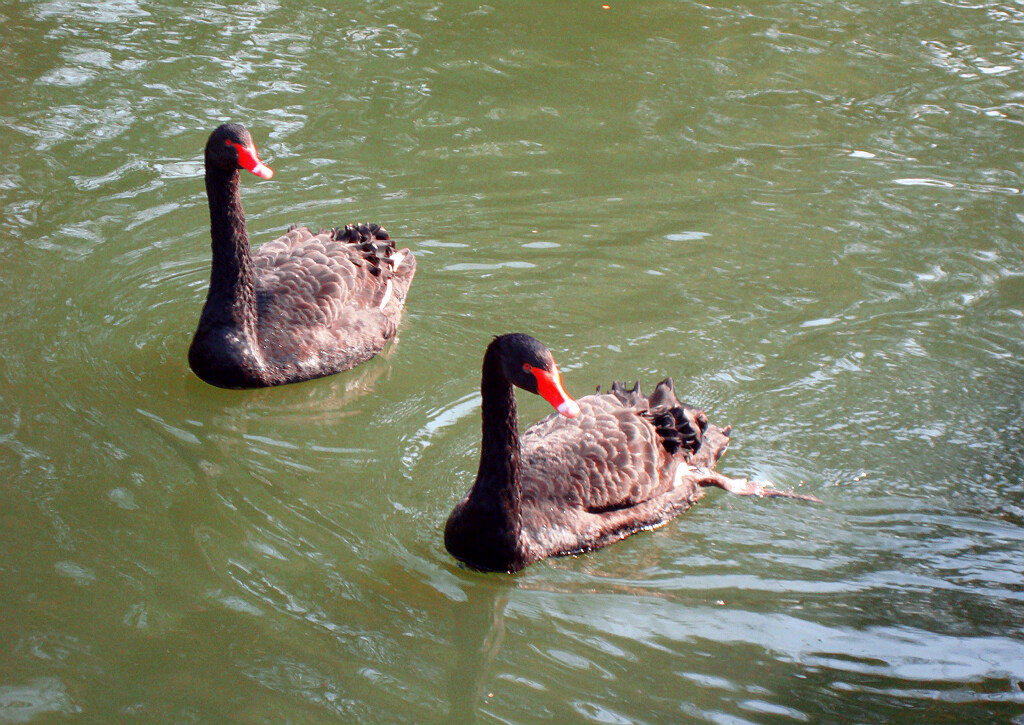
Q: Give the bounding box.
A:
[379,279,393,310]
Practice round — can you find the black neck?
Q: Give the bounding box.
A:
[471,345,524,552]
[202,165,256,330]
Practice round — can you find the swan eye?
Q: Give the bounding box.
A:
[522,363,533,373]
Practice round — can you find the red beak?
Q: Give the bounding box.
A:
[230,140,274,179]
[529,366,580,418]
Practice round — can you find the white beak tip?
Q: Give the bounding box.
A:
[252,163,274,179]
[558,400,581,418]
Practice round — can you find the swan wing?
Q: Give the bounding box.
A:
[517,382,730,559]
[253,225,415,331]
[519,394,670,514]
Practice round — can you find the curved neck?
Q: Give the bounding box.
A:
[472,345,524,545]
[202,165,257,330]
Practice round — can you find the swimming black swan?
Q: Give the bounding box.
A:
[189,123,416,388]
[444,334,821,573]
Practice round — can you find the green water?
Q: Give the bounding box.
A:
[2,1,1023,723]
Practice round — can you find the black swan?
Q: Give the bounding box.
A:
[444,334,821,573]
[189,123,416,388]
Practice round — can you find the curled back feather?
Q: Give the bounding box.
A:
[328,222,397,279]
[600,377,708,457]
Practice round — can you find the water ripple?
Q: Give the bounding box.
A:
[3,1,1024,723]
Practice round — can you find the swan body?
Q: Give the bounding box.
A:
[189,123,416,388]
[444,334,819,573]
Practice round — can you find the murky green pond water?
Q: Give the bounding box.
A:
[2,1,1023,723]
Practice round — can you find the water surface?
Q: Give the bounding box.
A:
[1,1,1023,723]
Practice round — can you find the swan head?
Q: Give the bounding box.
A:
[206,123,274,179]
[491,334,580,418]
